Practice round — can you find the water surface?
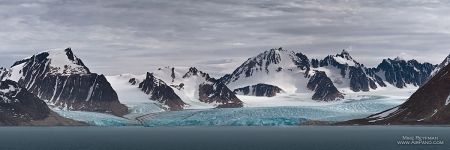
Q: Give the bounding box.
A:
[0,126,448,150]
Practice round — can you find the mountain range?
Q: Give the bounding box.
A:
[219,48,435,101]
[0,47,447,125]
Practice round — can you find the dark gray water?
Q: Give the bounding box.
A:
[0,126,449,150]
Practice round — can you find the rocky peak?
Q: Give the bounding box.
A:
[393,56,405,61]
[145,72,164,84]
[182,67,211,79]
[259,48,284,65]
[11,48,91,75]
[321,50,360,67]
[336,49,353,60]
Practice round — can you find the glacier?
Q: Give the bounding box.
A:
[140,94,405,127]
[52,88,412,127]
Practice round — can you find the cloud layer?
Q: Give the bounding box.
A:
[1,0,450,76]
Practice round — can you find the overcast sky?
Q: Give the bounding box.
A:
[1,0,450,77]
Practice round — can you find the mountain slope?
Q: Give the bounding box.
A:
[341,62,450,125]
[2,48,127,116]
[0,80,84,126]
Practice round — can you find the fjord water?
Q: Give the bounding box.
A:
[0,126,448,150]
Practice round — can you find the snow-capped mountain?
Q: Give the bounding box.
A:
[219,48,312,94]
[219,48,344,101]
[342,61,450,125]
[115,67,243,110]
[220,48,436,101]
[375,57,435,88]
[0,79,83,126]
[1,48,128,116]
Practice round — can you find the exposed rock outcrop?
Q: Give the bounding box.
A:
[307,71,344,101]
[233,84,284,97]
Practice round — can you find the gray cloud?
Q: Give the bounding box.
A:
[0,0,449,77]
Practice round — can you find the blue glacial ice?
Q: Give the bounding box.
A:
[140,95,405,127]
[52,94,406,127]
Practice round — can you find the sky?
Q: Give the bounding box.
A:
[1,0,450,77]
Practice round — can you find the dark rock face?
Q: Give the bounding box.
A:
[375,58,435,88]
[233,84,283,97]
[199,82,243,108]
[307,71,344,101]
[0,68,8,80]
[0,80,50,125]
[128,78,138,85]
[341,63,450,125]
[138,72,185,111]
[184,67,243,108]
[0,80,85,126]
[293,53,310,70]
[6,48,127,116]
[348,67,381,92]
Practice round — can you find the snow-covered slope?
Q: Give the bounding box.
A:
[106,74,165,113]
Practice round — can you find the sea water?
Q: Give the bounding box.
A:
[0,126,448,150]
